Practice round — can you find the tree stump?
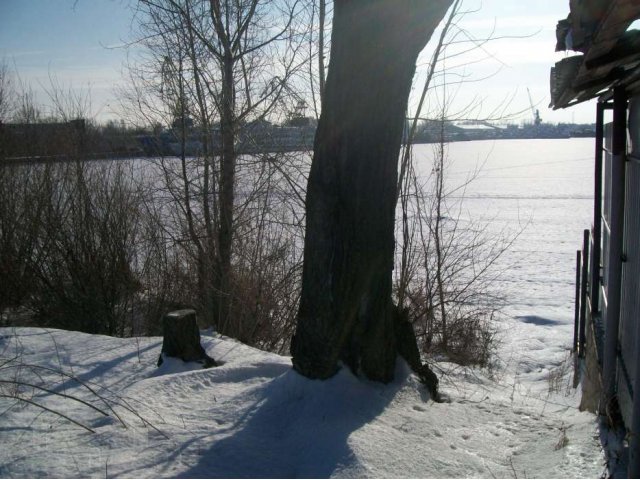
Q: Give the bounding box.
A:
[157,309,217,368]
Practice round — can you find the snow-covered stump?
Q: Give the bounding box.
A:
[157,309,217,368]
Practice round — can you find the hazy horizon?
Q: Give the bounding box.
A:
[0,0,598,125]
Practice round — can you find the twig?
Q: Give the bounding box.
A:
[0,393,95,433]
[0,379,110,417]
[1,362,127,428]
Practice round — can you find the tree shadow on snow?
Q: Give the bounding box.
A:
[175,361,412,478]
[49,341,161,393]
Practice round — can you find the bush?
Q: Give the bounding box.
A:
[0,162,143,335]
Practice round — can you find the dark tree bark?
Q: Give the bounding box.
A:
[291,0,452,386]
[217,52,237,338]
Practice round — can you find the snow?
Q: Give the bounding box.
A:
[0,139,607,478]
[0,327,603,478]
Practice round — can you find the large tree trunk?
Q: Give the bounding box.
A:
[291,0,452,383]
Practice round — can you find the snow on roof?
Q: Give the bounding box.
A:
[455,123,505,130]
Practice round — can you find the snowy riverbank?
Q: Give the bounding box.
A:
[0,327,603,478]
[0,138,608,477]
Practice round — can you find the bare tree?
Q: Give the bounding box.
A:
[0,61,14,122]
[304,0,330,118]
[126,0,308,341]
[395,0,528,367]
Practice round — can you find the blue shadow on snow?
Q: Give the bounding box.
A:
[174,361,413,478]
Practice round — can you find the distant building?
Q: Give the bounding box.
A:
[454,122,504,141]
[409,118,594,144]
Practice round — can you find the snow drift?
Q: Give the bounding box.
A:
[0,327,603,478]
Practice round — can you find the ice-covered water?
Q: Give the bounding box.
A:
[410,138,594,379]
[131,138,594,336]
[412,138,593,322]
[0,138,605,478]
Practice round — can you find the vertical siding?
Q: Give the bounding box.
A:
[618,154,640,428]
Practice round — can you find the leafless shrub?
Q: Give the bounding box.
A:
[0,73,208,337]
[0,161,142,335]
[395,0,528,368]
[547,351,573,396]
[32,162,144,335]
[554,423,569,450]
[396,124,513,368]
[0,165,41,312]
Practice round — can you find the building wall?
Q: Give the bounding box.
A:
[580,316,603,412]
[617,96,640,428]
[587,95,640,426]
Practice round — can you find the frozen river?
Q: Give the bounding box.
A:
[413,138,593,321]
[411,138,594,375]
[132,137,594,337]
[121,137,594,372]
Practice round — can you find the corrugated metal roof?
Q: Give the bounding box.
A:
[550,0,640,109]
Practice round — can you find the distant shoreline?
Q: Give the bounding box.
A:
[1,135,595,165]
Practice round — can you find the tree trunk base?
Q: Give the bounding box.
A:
[293,305,440,401]
[394,306,440,401]
[157,309,217,368]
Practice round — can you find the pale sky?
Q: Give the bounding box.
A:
[0,0,134,121]
[0,0,596,125]
[417,0,596,125]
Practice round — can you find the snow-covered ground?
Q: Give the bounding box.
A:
[0,139,607,478]
[0,327,602,478]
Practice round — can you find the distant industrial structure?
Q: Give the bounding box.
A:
[160,118,317,157]
[0,118,318,162]
[411,119,595,143]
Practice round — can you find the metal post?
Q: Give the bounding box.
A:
[574,250,581,353]
[591,102,606,314]
[602,87,627,414]
[579,230,590,357]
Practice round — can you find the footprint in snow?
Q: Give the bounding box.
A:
[412,405,426,412]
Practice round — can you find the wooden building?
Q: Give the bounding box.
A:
[550,1,640,476]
